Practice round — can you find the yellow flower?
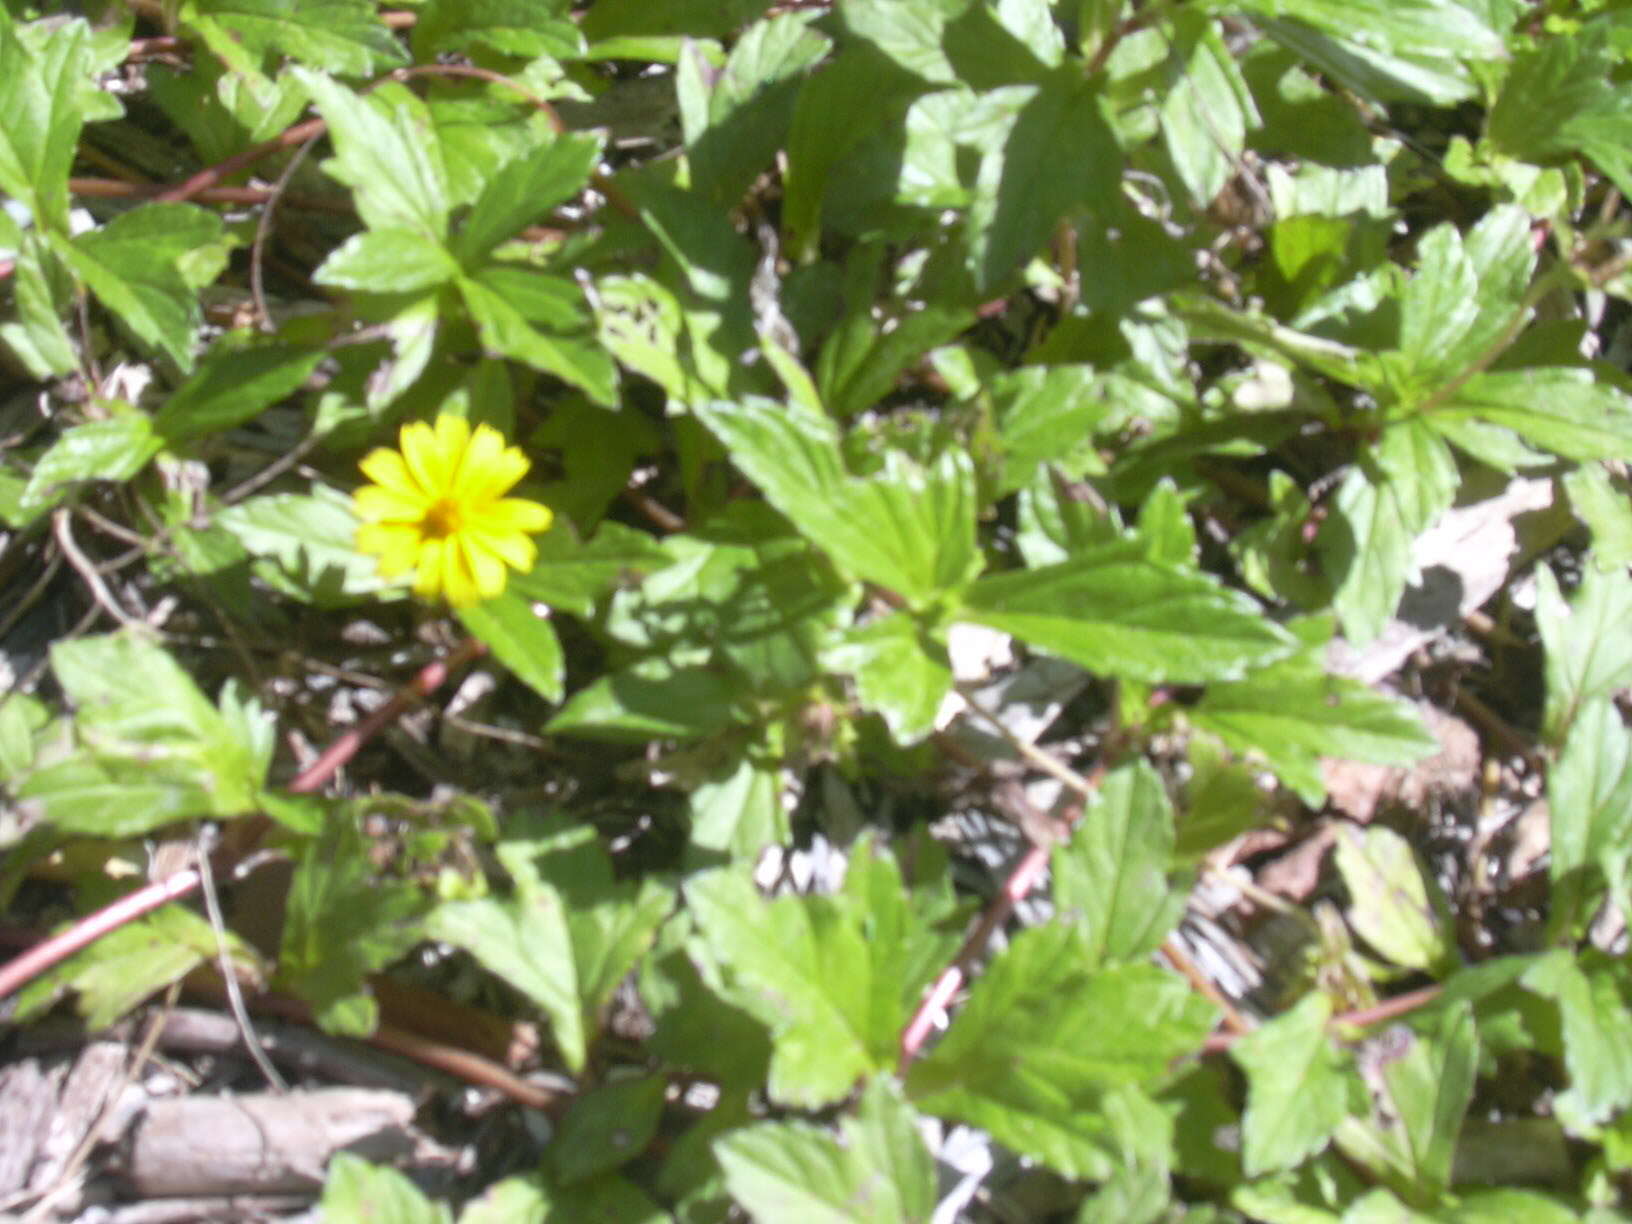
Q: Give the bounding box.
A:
[354,415,553,608]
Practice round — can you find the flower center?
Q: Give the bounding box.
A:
[421,497,465,539]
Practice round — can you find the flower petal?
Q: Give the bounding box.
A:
[412,536,446,601]
[450,424,515,500]
[459,533,508,603]
[356,523,422,577]
[465,440,531,503]
[358,447,420,497]
[466,525,537,573]
[400,419,455,498]
[483,497,554,535]
[441,535,484,608]
[354,484,428,524]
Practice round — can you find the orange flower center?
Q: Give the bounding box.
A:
[421,497,465,540]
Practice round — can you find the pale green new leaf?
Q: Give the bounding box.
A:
[823,612,952,745]
[960,542,1293,684]
[1521,951,1632,1131]
[1160,10,1260,207]
[1232,993,1360,1176]
[1052,761,1187,969]
[321,1155,451,1224]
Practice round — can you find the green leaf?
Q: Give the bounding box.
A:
[457,586,564,703]
[21,413,162,511]
[453,133,603,265]
[1534,563,1632,746]
[1160,11,1259,207]
[824,612,952,746]
[458,272,618,405]
[1437,368,1632,462]
[1052,760,1187,968]
[907,924,1216,1180]
[13,904,261,1031]
[0,18,88,233]
[1522,951,1632,1130]
[296,73,451,239]
[1190,616,1437,805]
[693,397,982,607]
[687,751,789,861]
[1564,463,1632,571]
[1232,993,1360,1176]
[314,229,460,293]
[413,0,584,62]
[153,336,324,446]
[184,0,406,74]
[1488,22,1632,203]
[550,1076,668,1185]
[427,824,673,1072]
[715,1076,937,1224]
[52,203,227,369]
[1334,1003,1477,1201]
[985,364,1113,494]
[0,234,78,379]
[1320,419,1458,646]
[215,489,398,604]
[1547,698,1632,941]
[279,814,429,1035]
[960,542,1293,684]
[1332,824,1452,973]
[687,840,958,1108]
[320,1154,452,1224]
[548,661,741,742]
[509,521,671,620]
[818,300,976,420]
[965,71,1120,290]
[838,0,970,83]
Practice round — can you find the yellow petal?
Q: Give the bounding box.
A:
[356,523,422,577]
[354,484,428,524]
[412,536,446,601]
[400,420,454,498]
[483,497,553,535]
[462,437,531,502]
[451,424,509,499]
[440,535,484,608]
[358,447,420,497]
[460,533,508,602]
[466,525,537,573]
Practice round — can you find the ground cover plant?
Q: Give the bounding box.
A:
[3,0,1632,1218]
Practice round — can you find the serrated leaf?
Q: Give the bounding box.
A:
[1333,824,1451,973]
[1438,368,1632,462]
[824,612,951,745]
[1547,698,1632,940]
[986,364,1112,494]
[428,825,673,1072]
[818,300,976,421]
[0,18,88,234]
[715,1076,937,1224]
[688,841,957,1109]
[693,397,982,607]
[687,751,789,861]
[459,272,617,405]
[1160,11,1259,207]
[153,337,324,446]
[1334,1003,1477,1200]
[21,413,161,510]
[1190,616,1437,804]
[314,229,459,293]
[1320,418,1458,646]
[1053,760,1187,968]
[53,203,226,369]
[960,542,1293,684]
[457,588,564,703]
[907,924,1216,1180]
[280,814,429,1035]
[215,490,397,603]
[966,71,1120,290]
[1534,563,1632,745]
[453,133,603,265]
[185,0,406,74]
[1522,952,1632,1130]
[508,520,670,620]
[296,72,450,239]
[1232,992,1360,1175]
[1,234,78,379]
